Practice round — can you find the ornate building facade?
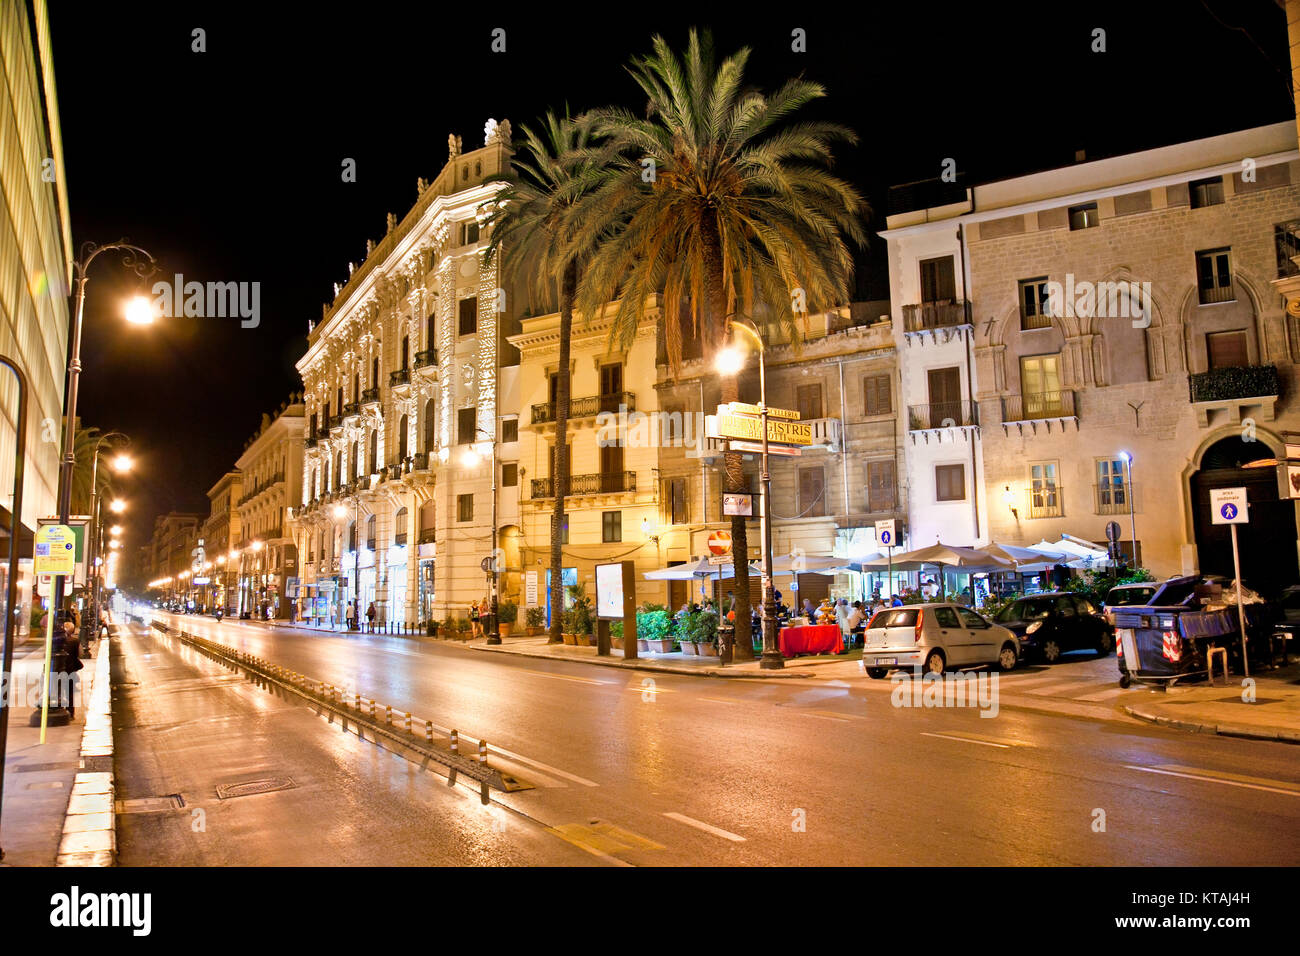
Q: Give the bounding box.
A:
[234,397,302,618]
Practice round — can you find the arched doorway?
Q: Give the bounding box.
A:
[1190,435,1297,597]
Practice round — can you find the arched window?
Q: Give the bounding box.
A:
[368,430,377,475]
[365,514,376,549]
[352,372,359,401]
[423,398,436,452]
[351,441,359,480]
[347,521,356,552]
[419,500,436,543]
[371,355,379,389]
[334,450,343,489]
[398,415,408,462]
[336,386,344,414]
[395,507,408,545]
[401,335,410,370]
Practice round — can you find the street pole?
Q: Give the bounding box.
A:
[755,337,782,670]
[1230,523,1250,679]
[0,355,30,861]
[1126,455,1138,569]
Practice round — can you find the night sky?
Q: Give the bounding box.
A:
[47,1,1294,566]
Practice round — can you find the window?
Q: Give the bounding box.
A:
[1068,202,1099,230]
[935,464,965,502]
[932,606,960,628]
[458,408,477,445]
[394,508,408,545]
[796,384,823,421]
[925,367,962,427]
[461,221,480,246]
[1190,176,1224,208]
[663,477,686,525]
[422,398,436,452]
[863,374,892,416]
[600,443,624,492]
[866,459,895,512]
[958,609,989,629]
[400,335,409,370]
[560,515,569,544]
[347,521,357,552]
[418,501,436,542]
[599,363,623,397]
[1029,462,1061,518]
[919,256,957,303]
[798,466,826,517]
[459,297,478,335]
[457,494,474,522]
[365,515,376,550]
[1019,277,1051,330]
[397,414,408,462]
[602,511,622,543]
[501,463,518,487]
[1206,330,1248,370]
[426,314,436,351]
[368,431,378,475]
[1020,355,1063,416]
[1196,248,1233,304]
[1096,458,1128,514]
[371,356,379,389]
[501,418,518,443]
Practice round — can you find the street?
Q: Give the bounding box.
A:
[114,613,1300,866]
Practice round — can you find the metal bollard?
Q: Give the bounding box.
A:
[385,705,392,725]
[404,713,411,733]
[426,721,434,743]
[478,740,487,765]
[450,729,459,756]
[354,693,360,711]
[369,700,376,718]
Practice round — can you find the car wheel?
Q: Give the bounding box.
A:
[997,642,1018,672]
[1096,631,1114,657]
[866,667,888,679]
[1041,639,1062,663]
[1119,673,1132,689]
[923,650,945,674]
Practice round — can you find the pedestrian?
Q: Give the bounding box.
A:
[469,600,480,638]
[366,601,376,633]
[801,597,816,620]
[346,601,356,631]
[834,598,852,653]
[62,619,83,718]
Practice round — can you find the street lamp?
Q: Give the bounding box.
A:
[462,427,501,645]
[333,500,359,629]
[716,318,781,670]
[1120,451,1137,568]
[109,499,126,514]
[83,435,131,651]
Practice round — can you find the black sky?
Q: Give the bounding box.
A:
[47,0,1295,558]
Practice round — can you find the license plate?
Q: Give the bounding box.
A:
[875,658,897,666]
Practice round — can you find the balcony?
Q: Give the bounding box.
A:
[902,300,970,334]
[1188,364,1279,426]
[532,392,636,425]
[1095,483,1133,516]
[804,417,843,451]
[418,528,436,545]
[1020,312,1053,332]
[328,414,344,434]
[390,368,411,395]
[1197,283,1235,305]
[1000,390,1077,434]
[414,349,438,381]
[908,401,978,430]
[1275,220,1300,279]
[411,451,429,472]
[1025,486,1064,520]
[360,387,381,410]
[305,435,318,448]
[531,471,636,498]
[343,401,360,421]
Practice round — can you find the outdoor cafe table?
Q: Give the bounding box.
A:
[778,624,843,657]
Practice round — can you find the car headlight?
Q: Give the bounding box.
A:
[1026,621,1042,634]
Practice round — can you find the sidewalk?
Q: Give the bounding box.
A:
[1123,660,1300,744]
[468,635,861,678]
[0,637,104,866]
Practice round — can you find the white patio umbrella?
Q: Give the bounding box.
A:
[764,552,847,575]
[986,541,1071,573]
[1028,537,1111,569]
[858,543,1012,600]
[643,557,760,580]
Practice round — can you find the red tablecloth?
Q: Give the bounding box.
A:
[778,624,844,657]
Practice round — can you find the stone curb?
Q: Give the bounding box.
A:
[468,641,814,679]
[56,640,115,866]
[1122,703,1300,744]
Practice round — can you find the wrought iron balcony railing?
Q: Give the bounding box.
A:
[908,401,978,430]
[531,392,636,424]
[531,471,636,498]
[361,387,381,407]
[1026,486,1063,520]
[390,368,411,388]
[414,349,437,369]
[1001,390,1076,422]
[902,300,970,333]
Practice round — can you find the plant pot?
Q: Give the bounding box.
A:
[526,626,542,636]
[563,633,578,645]
[610,636,623,651]
[697,642,719,657]
[645,638,674,654]
[498,623,512,638]
[679,641,696,656]
[578,634,595,647]
[426,623,437,637]
[637,639,650,652]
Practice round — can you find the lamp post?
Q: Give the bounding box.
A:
[52,241,155,638]
[716,319,782,670]
[1120,451,1137,568]
[85,443,131,650]
[463,427,500,645]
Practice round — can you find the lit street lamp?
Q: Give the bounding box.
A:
[716,318,782,670]
[1120,451,1137,568]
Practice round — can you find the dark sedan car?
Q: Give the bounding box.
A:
[992,592,1114,662]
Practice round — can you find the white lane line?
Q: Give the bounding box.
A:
[1124,765,1300,797]
[663,812,746,843]
[517,669,613,685]
[920,731,1011,749]
[1075,687,1131,702]
[1023,680,1099,697]
[416,722,600,788]
[697,696,739,705]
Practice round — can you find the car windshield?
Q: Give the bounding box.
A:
[869,608,918,628]
[995,600,1051,622]
[1106,586,1155,607]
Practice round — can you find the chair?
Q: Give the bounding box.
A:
[1207,645,1229,685]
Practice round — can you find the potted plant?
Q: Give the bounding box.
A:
[425,618,438,637]
[610,619,624,651]
[685,607,719,656]
[637,606,675,653]
[441,615,458,639]
[497,601,518,638]
[525,606,545,636]
[565,582,595,646]
[455,616,472,640]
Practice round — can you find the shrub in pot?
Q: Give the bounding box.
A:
[683,607,719,656]
[610,618,624,650]
[497,601,518,638]
[636,607,675,653]
[564,582,595,645]
[441,615,459,639]
[525,606,545,636]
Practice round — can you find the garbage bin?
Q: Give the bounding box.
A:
[718,622,735,665]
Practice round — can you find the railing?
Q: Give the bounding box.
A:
[1188,365,1278,402]
[1020,311,1053,331]
[418,529,436,544]
[394,532,408,546]
[238,473,285,506]
[1026,487,1063,520]
[415,349,437,369]
[531,392,636,424]
[865,491,898,514]
[1094,483,1131,516]
[328,415,344,431]
[411,451,429,471]
[390,368,411,388]
[902,300,970,333]
[1001,390,1076,422]
[531,471,636,498]
[305,435,318,448]
[263,526,284,540]
[361,387,381,406]
[1275,220,1300,279]
[1198,282,1235,305]
[343,401,360,418]
[804,417,842,449]
[908,401,978,429]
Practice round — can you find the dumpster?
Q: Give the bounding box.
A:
[1113,575,1233,688]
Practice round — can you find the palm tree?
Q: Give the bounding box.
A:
[569,30,867,659]
[70,427,125,514]
[483,111,608,643]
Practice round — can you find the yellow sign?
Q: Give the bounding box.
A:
[722,402,801,421]
[717,414,812,446]
[34,524,76,575]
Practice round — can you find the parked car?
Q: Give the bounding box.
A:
[861,603,1020,678]
[993,592,1114,662]
[1101,583,1159,625]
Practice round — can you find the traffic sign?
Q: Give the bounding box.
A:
[707,530,732,556]
[875,519,896,548]
[1210,487,1248,525]
[720,439,802,457]
[1105,521,1121,542]
[722,493,753,516]
[720,402,801,421]
[715,413,812,446]
[34,524,76,575]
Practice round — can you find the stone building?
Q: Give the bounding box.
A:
[883,121,1300,593]
[234,397,303,618]
[202,471,242,613]
[148,512,202,602]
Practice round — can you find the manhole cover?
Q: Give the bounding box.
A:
[117,795,185,813]
[216,777,296,800]
[13,761,80,773]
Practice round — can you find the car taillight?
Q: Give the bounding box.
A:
[915,609,924,643]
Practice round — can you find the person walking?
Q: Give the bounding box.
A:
[366,601,376,634]
[469,600,481,639]
[63,619,83,719]
[346,600,356,631]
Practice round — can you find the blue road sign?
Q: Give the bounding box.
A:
[1220,503,1237,520]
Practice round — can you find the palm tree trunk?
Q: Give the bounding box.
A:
[548,262,577,644]
[701,221,754,660]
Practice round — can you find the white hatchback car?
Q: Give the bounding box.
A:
[860,603,1020,678]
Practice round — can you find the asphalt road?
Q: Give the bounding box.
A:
[115,612,1300,866]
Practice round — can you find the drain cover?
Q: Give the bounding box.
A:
[13,761,81,773]
[216,777,296,800]
[117,795,185,813]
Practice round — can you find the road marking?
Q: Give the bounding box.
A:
[794,709,862,722]
[625,684,676,693]
[545,825,636,866]
[517,669,612,685]
[920,731,1014,749]
[697,696,738,705]
[1074,687,1131,702]
[663,812,746,843]
[1023,680,1099,697]
[1125,764,1300,797]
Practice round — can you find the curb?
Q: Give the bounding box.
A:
[1122,704,1300,744]
[56,639,115,866]
[468,641,815,679]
